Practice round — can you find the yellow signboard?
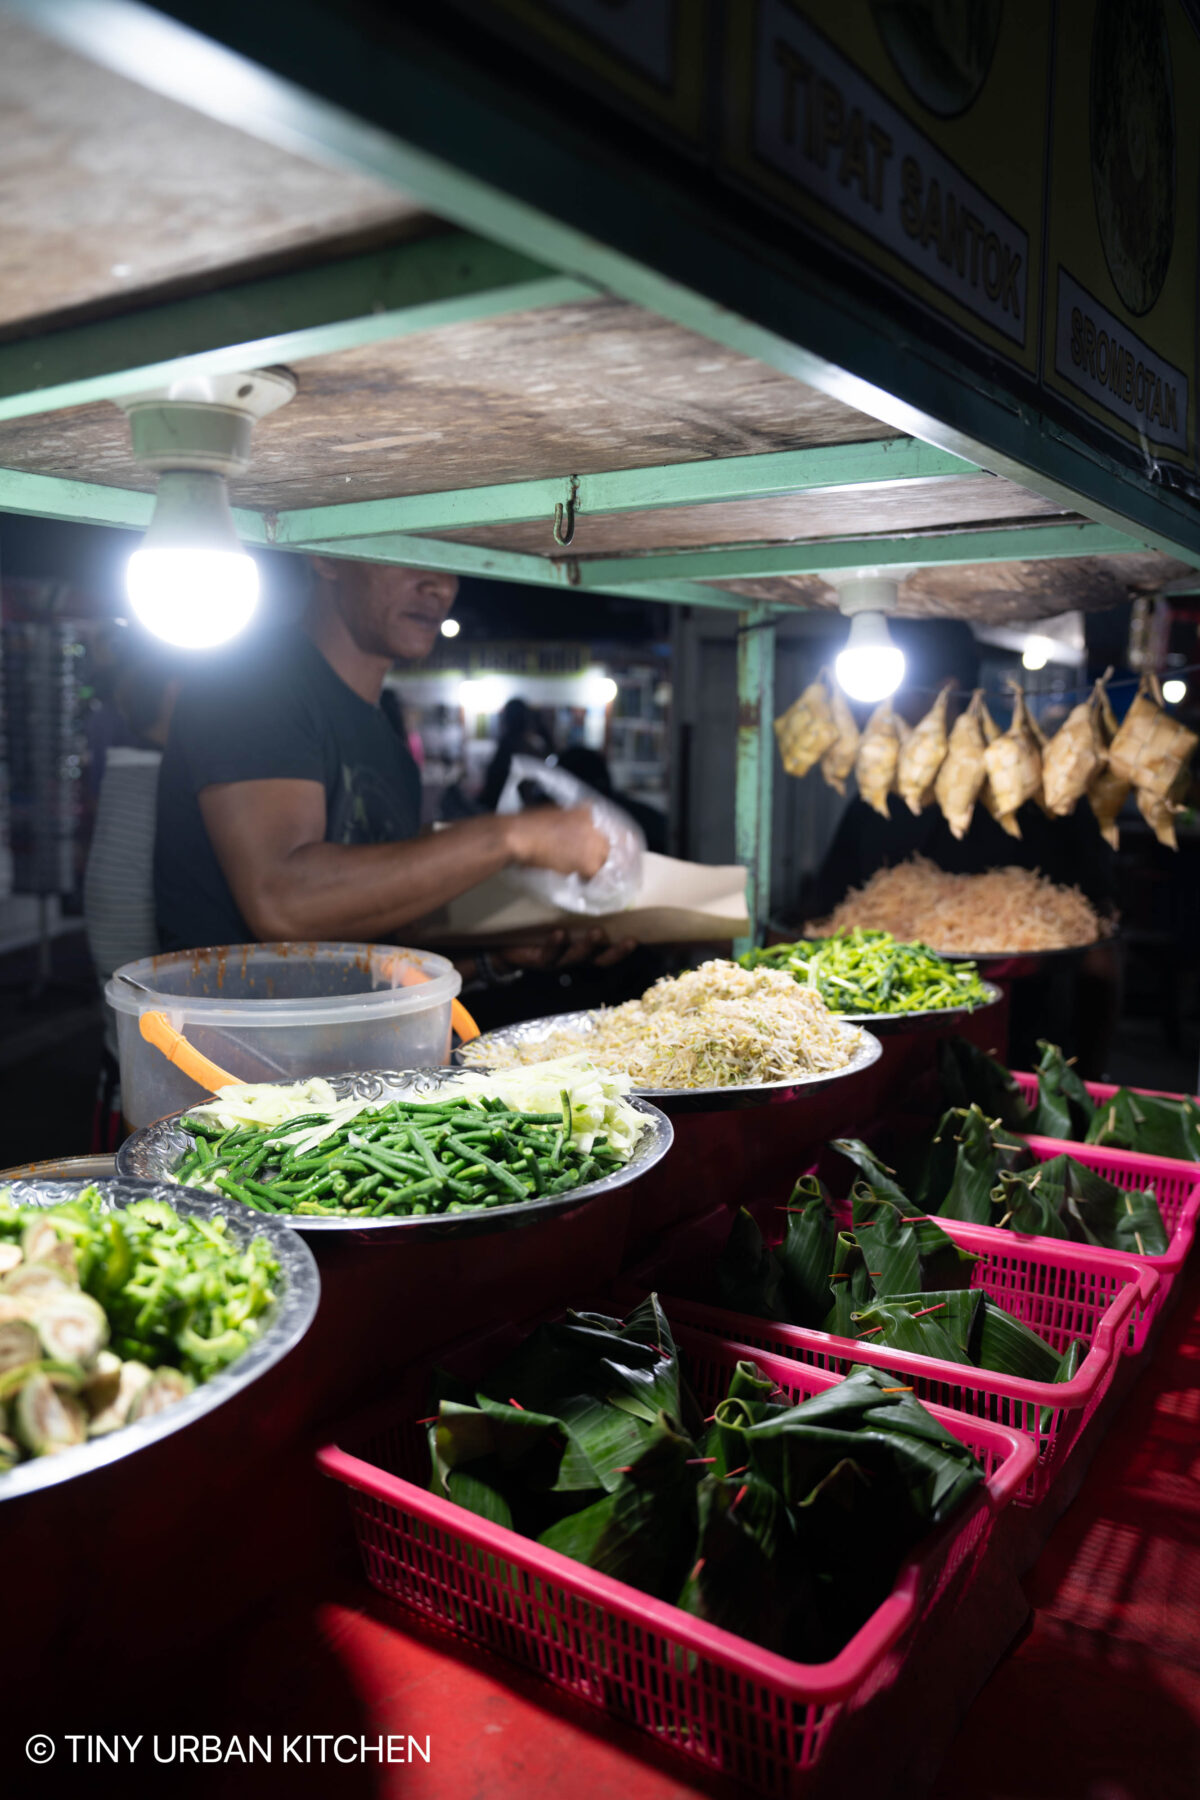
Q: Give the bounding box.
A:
[720,0,1052,373]
[1041,0,1198,472]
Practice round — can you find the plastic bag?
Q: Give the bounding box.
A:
[496,755,645,916]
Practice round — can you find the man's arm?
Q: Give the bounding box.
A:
[197,778,608,941]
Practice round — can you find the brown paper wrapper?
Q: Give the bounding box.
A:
[819,680,861,794]
[855,701,906,818]
[934,690,987,839]
[774,671,839,778]
[1042,682,1107,816]
[897,687,950,814]
[1087,675,1130,849]
[983,682,1042,819]
[1107,671,1198,798]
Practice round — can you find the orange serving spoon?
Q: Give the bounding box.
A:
[138,1010,238,1092]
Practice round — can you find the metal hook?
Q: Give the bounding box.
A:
[552,477,579,546]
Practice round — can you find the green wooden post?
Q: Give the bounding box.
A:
[733,611,776,956]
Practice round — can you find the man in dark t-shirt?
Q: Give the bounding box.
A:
[154,557,623,958]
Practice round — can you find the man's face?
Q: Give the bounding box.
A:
[334,564,458,662]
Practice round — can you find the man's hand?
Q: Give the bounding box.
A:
[504,804,609,879]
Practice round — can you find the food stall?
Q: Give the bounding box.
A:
[2,2,1200,1794]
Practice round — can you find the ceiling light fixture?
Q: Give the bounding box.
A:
[1021,635,1053,671]
[831,574,905,703]
[119,368,295,648]
[440,617,462,639]
[1163,677,1187,705]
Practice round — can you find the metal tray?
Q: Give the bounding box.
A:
[937,942,1112,977]
[456,1015,883,1114]
[835,980,1003,1034]
[117,1068,674,1237]
[0,1177,319,1504]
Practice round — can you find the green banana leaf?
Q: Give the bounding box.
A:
[1038,1336,1086,1431]
[823,1227,874,1336]
[715,1207,787,1321]
[834,1139,977,1290]
[1060,1158,1168,1257]
[537,1413,701,1601]
[676,1473,803,1656]
[853,1288,1066,1382]
[1085,1088,1200,1163]
[480,1294,684,1429]
[992,1167,1071,1240]
[849,1188,921,1294]
[1032,1041,1096,1139]
[937,1036,1035,1131]
[830,1138,910,1209]
[931,1107,1035,1224]
[849,1292,980,1366]
[776,1177,839,1325]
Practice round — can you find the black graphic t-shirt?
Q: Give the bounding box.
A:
[155,628,421,949]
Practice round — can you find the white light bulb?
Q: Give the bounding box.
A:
[1163,677,1187,705]
[458,676,505,713]
[592,676,618,705]
[834,612,905,702]
[440,617,461,638]
[1022,635,1052,671]
[126,547,258,648]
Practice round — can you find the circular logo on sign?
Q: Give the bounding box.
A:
[871,0,1002,118]
[1090,0,1176,317]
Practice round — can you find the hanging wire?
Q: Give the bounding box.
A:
[898,659,1200,709]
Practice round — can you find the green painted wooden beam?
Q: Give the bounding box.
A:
[573,521,1148,587]
[296,528,749,610]
[0,233,595,422]
[733,612,776,953]
[0,466,269,540]
[268,438,978,544]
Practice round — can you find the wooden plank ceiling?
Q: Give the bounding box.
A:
[0,16,1188,621]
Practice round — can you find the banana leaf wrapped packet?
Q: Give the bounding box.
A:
[896,687,950,814]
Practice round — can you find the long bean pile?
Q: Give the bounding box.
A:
[176,1092,629,1219]
[740,928,991,1015]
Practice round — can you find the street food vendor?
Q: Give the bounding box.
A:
[154,557,634,973]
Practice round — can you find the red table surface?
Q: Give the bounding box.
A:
[9,1256,1200,1800]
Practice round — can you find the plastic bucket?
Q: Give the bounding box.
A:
[107,942,461,1128]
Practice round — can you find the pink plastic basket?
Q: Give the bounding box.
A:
[318,1317,1034,1796]
[619,1210,1155,1506]
[1012,1069,1200,1186]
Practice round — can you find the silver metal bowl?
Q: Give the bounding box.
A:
[117,1068,674,1237]
[0,1177,319,1504]
[456,1015,883,1114]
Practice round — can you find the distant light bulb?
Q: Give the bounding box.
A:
[592,676,618,705]
[440,617,461,638]
[1163,677,1187,705]
[458,676,505,713]
[834,611,905,702]
[126,547,258,648]
[1022,635,1052,671]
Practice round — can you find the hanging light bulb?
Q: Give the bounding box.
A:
[126,471,259,648]
[1163,677,1187,705]
[1022,634,1052,671]
[119,368,295,648]
[831,574,905,702]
